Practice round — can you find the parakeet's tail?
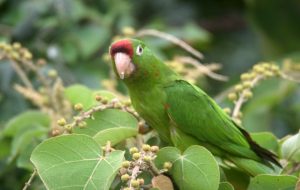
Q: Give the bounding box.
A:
[236,125,281,167]
[227,156,280,176]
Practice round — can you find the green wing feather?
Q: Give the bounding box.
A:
[164,80,279,166]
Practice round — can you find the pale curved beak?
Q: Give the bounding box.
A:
[114,52,135,79]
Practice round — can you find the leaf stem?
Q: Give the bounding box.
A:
[22,169,37,190]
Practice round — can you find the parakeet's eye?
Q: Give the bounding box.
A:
[136,45,143,56]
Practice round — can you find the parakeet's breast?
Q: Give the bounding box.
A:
[128,85,172,144]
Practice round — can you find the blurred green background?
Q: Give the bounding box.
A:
[0,0,300,189]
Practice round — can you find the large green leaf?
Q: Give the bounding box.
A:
[281,131,300,161]
[74,109,138,136]
[93,127,137,146]
[2,111,50,137]
[31,134,124,190]
[247,174,297,190]
[155,145,220,190]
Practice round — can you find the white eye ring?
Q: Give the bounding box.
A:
[136,45,143,56]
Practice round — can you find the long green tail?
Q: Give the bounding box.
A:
[228,156,281,176]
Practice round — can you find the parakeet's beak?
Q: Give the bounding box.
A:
[114,52,135,79]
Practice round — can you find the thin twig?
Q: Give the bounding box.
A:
[10,60,34,90]
[22,169,37,190]
[69,98,141,130]
[71,103,115,128]
[136,29,204,60]
[23,60,50,88]
[129,164,141,189]
[280,72,300,83]
[286,163,300,175]
[14,84,45,108]
[149,161,161,176]
[176,56,228,81]
[232,75,263,119]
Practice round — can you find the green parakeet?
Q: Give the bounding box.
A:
[109,38,281,176]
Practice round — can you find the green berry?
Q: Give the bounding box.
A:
[12,42,21,49]
[228,93,237,101]
[10,52,20,60]
[264,71,274,77]
[262,63,271,69]
[78,121,87,128]
[74,103,83,111]
[142,144,151,152]
[240,73,250,81]
[131,179,139,188]
[163,162,172,170]
[121,174,130,181]
[122,161,130,168]
[234,84,243,92]
[243,90,253,99]
[242,81,252,89]
[101,98,108,104]
[138,178,144,185]
[223,108,231,115]
[143,156,152,162]
[270,64,279,72]
[48,69,57,78]
[122,26,135,36]
[123,100,131,106]
[132,153,141,160]
[238,112,243,118]
[253,65,264,74]
[57,118,66,126]
[95,95,102,101]
[129,147,138,154]
[23,51,32,60]
[150,146,159,153]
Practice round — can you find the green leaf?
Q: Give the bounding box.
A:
[64,85,117,110]
[218,182,234,190]
[9,126,47,164]
[31,134,124,190]
[3,111,50,137]
[93,127,137,146]
[250,132,279,154]
[64,84,95,110]
[247,174,297,190]
[222,167,249,190]
[74,25,109,58]
[281,131,300,161]
[74,109,138,136]
[155,145,220,190]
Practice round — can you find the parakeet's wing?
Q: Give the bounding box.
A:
[164,80,278,164]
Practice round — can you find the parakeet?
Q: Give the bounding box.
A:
[109,38,281,176]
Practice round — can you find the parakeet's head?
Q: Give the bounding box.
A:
[109,38,163,81]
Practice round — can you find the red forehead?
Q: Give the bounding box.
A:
[110,39,133,58]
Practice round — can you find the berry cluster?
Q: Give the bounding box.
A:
[119,144,171,190]
[0,42,32,61]
[226,62,280,123]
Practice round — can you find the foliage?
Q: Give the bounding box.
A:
[1,0,300,190]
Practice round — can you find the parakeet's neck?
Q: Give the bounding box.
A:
[124,59,179,91]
